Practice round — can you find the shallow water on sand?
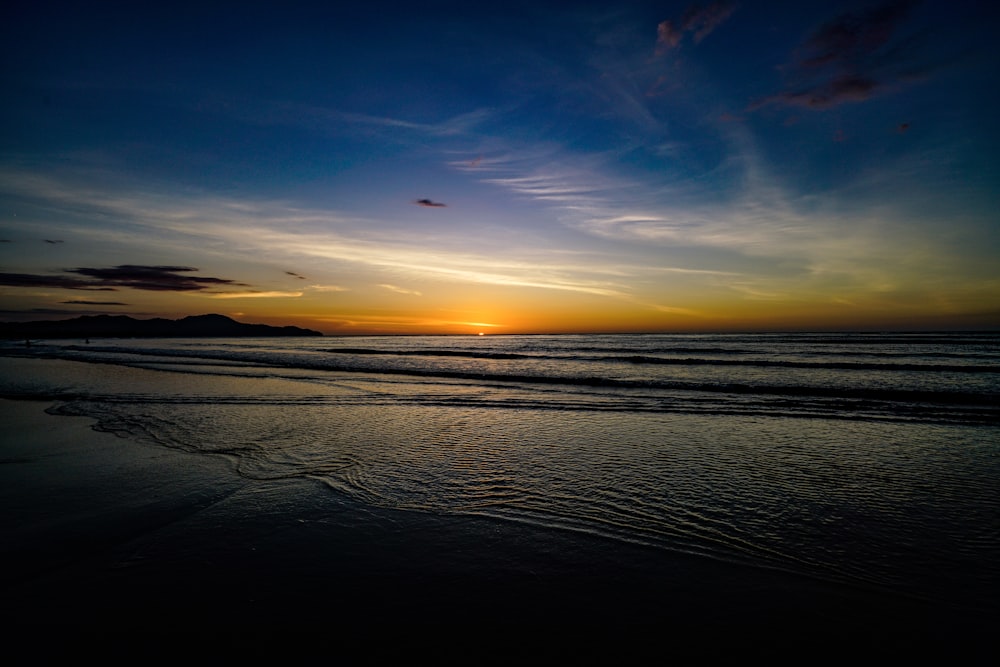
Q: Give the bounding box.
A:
[1,333,998,618]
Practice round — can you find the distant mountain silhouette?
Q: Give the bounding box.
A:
[2,314,323,339]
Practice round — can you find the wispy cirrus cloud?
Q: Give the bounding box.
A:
[206,290,304,299]
[379,284,422,296]
[198,97,496,142]
[476,154,638,210]
[317,314,504,331]
[651,304,702,316]
[482,174,605,205]
[0,167,634,299]
[452,124,958,306]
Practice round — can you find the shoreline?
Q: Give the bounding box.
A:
[2,398,995,658]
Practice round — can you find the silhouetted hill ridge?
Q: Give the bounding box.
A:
[1,314,323,339]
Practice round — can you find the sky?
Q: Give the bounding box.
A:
[1,0,998,334]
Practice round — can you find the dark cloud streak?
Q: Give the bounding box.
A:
[798,0,917,69]
[0,265,247,292]
[0,272,114,290]
[61,300,129,305]
[751,0,923,110]
[68,265,249,291]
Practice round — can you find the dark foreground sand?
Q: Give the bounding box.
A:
[1,399,993,661]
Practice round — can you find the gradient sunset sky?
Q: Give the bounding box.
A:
[2,0,998,334]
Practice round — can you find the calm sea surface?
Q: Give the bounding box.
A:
[2,332,998,613]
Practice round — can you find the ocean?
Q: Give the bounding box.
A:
[2,331,998,632]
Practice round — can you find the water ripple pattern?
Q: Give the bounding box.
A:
[1,332,997,611]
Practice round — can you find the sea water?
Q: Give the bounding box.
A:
[2,332,997,615]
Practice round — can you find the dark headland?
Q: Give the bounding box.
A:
[1,313,323,339]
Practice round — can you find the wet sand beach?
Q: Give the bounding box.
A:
[1,399,994,660]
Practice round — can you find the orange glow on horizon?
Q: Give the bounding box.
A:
[215,301,1000,335]
[109,278,1000,335]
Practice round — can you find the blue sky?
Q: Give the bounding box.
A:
[2,0,998,333]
